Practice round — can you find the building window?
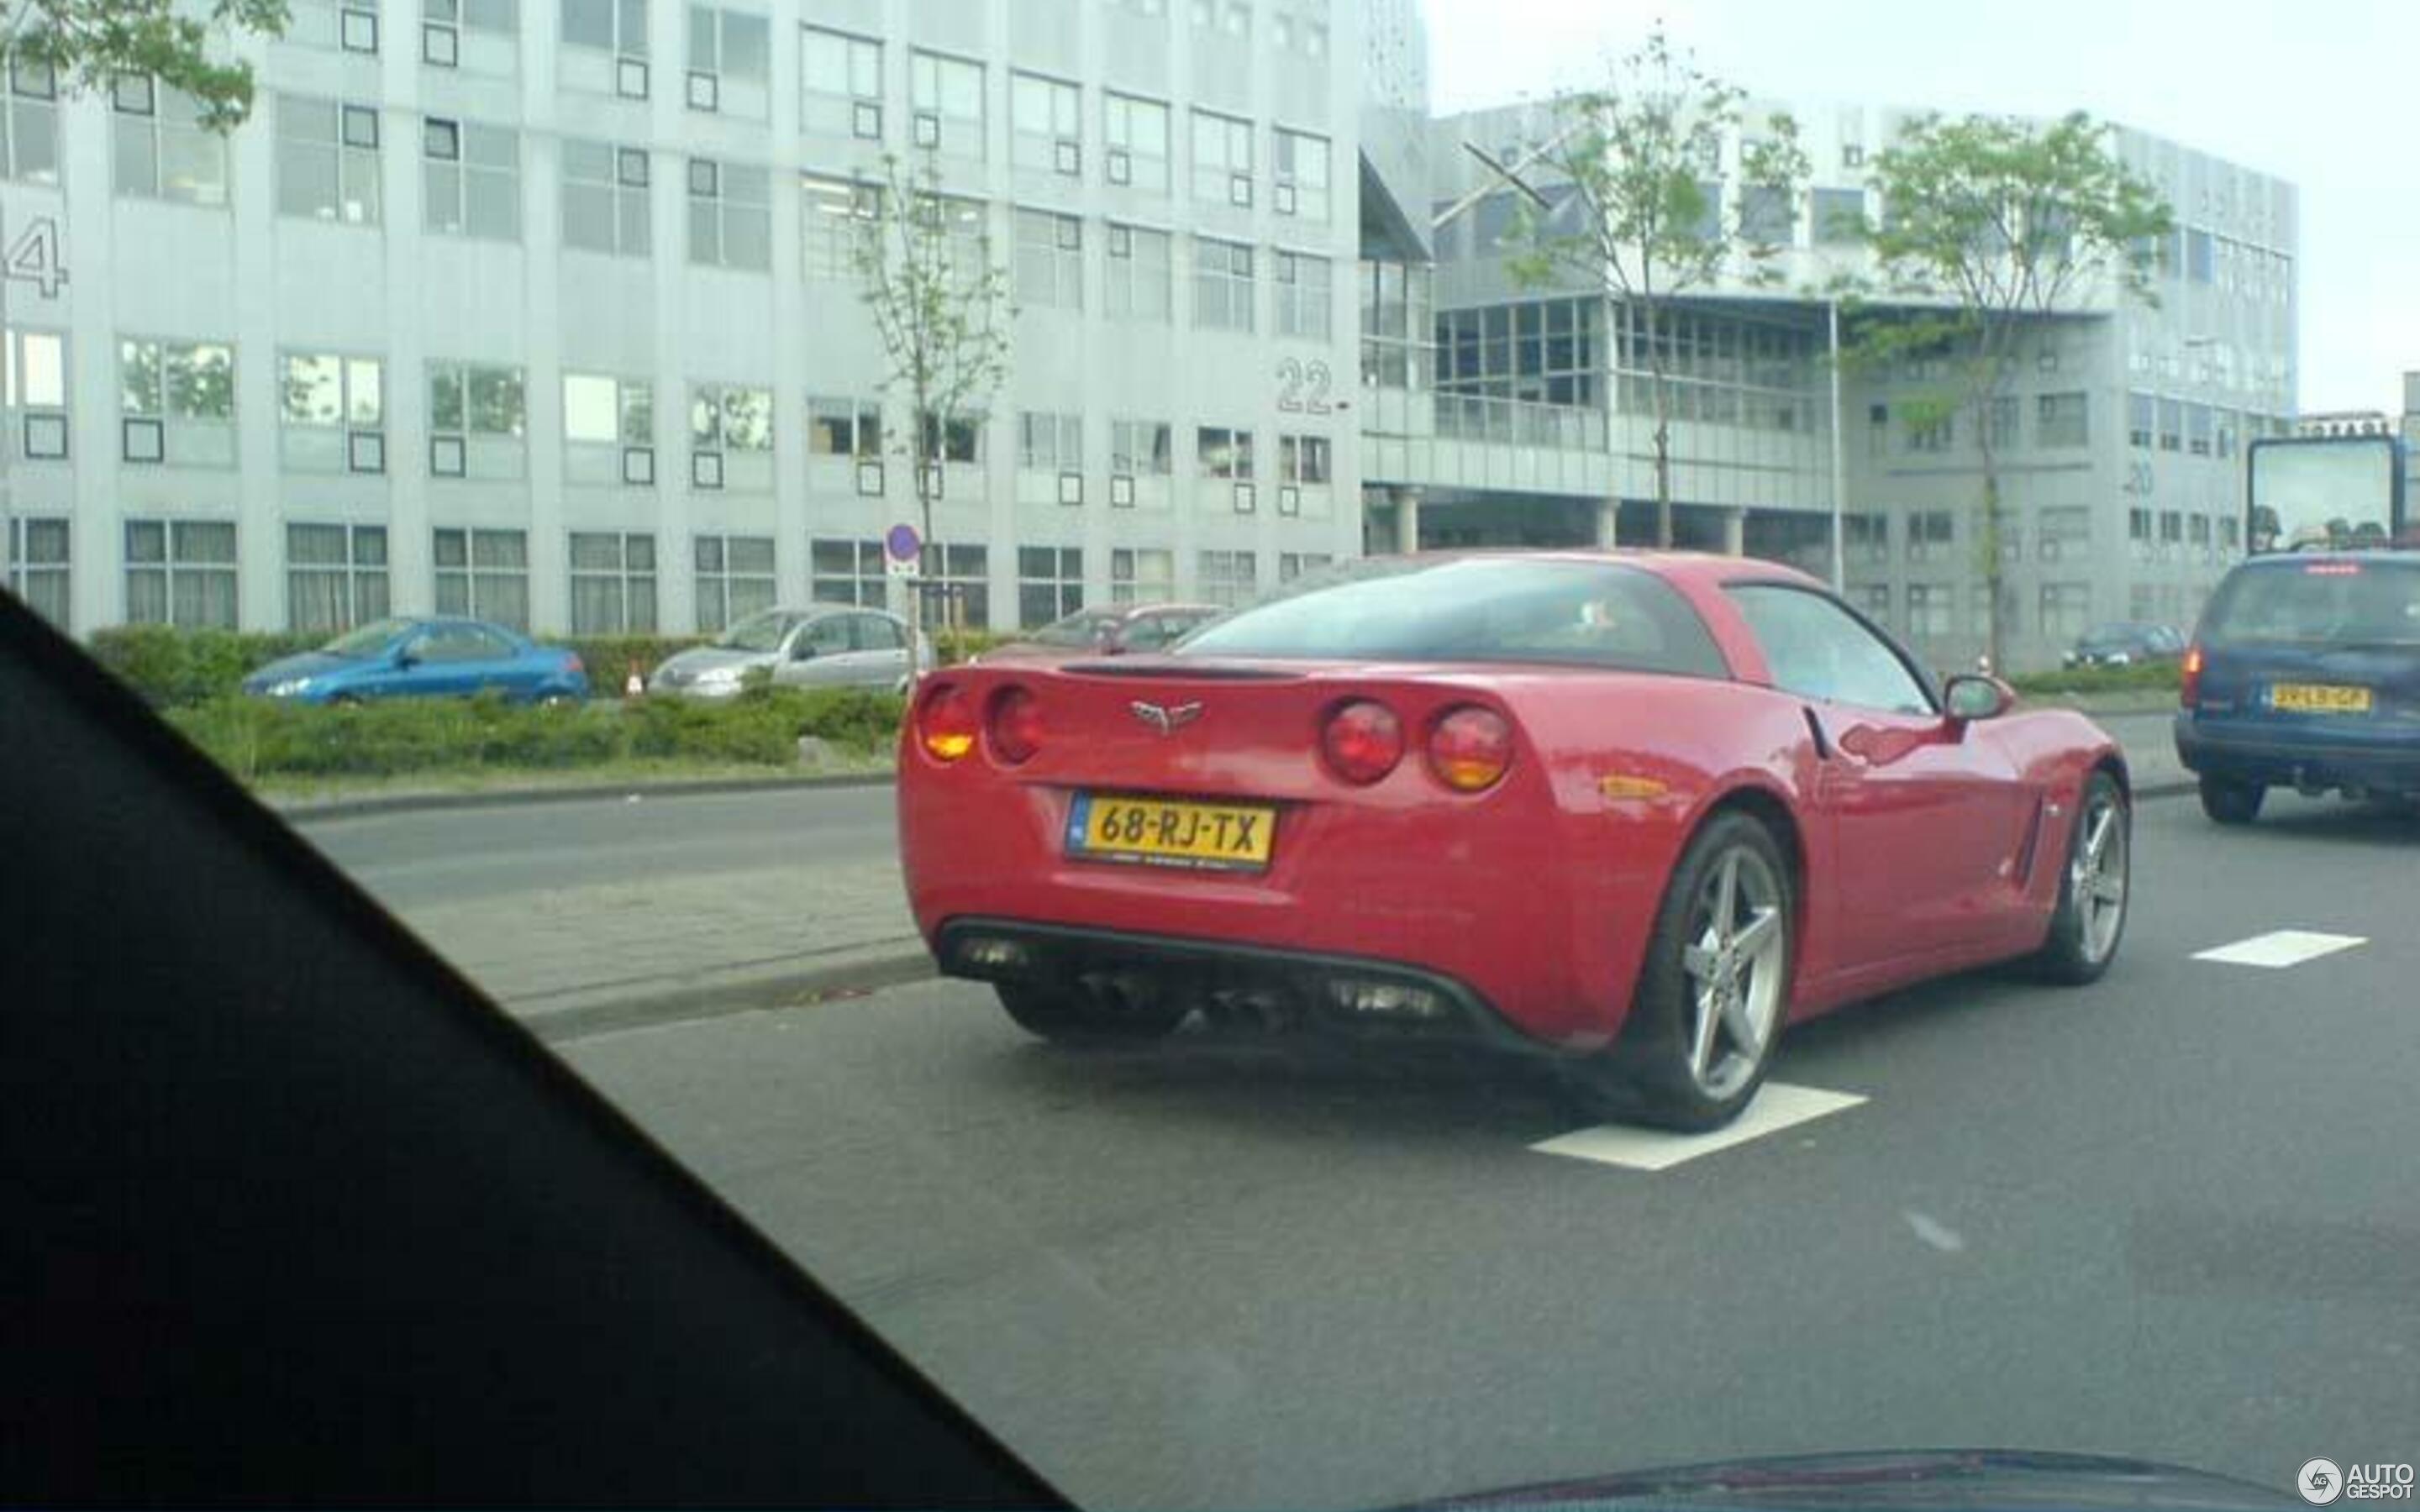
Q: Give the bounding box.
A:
[124,520,237,628]
[2185,228,2213,283]
[1110,418,1171,480]
[286,523,389,633]
[909,50,983,154]
[1904,411,1953,454]
[2189,513,2212,553]
[563,372,655,486]
[6,327,71,462]
[1844,514,1889,564]
[2128,507,2151,546]
[1852,583,1891,629]
[424,0,517,72]
[918,542,989,628]
[119,338,235,466]
[1197,549,1257,608]
[1018,412,1081,472]
[810,538,884,605]
[1194,237,1255,332]
[1112,547,1174,604]
[694,534,776,632]
[2157,397,2181,453]
[1739,182,1793,244]
[113,77,228,206]
[2186,402,2212,457]
[1012,71,1081,175]
[2039,582,2091,641]
[1907,509,1954,563]
[689,383,773,490]
[562,0,650,97]
[286,0,381,54]
[1865,402,1889,459]
[568,531,658,633]
[1278,433,1330,485]
[2037,506,2090,561]
[1272,251,1333,339]
[801,172,877,278]
[687,4,771,116]
[1104,92,1169,191]
[918,409,983,465]
[2128,392,2154,449]
[802,25,880,138]
[1,61,60,185]
[2217,411,2239,459]
[1812,187,1861,246]
[1272,127,1328,219]
[423,118,521,239]
[2160,509,2183,545]
[276,97,381,224]
[2220,515,2241,553]
[1197,425,1253,479]
[1102,223,1171,323]
[1013,209,1083,309]
[1279,551,1333,584]
[1905,582,1953,638]
[1988,394,2019,451]
[1017,546,1083,627]
[5,516,70,626]
[1191,108,1252,207]
[687,158,771,270]
[2037,391,2089,449]
[427,360,527,480]
[431,527,529,629]
[563,140,650,256]
[279,353,386,474]
[808,396,882,463]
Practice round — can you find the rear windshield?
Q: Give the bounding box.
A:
[2202,559,2420,648]
[1029,610,1125,648]
[1174,557,1730,677]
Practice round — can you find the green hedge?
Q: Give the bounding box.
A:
[934,627,1009,665]
[2008,660,2184,696]
[166,686,905,782]
[86,625,712,708]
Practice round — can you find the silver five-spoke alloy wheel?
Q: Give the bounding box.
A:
[1676,846,1788,1101]
[2070,786,2128,966]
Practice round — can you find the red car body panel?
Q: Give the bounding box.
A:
[896,553,2125,1053]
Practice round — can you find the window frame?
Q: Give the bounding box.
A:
[1724,580,1939,717]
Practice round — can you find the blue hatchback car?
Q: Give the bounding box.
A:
[241,616,590,706]
[2175,551,2420,822]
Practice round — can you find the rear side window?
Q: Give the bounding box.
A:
[2203,561,2420,648]
[1175,558,1729,677]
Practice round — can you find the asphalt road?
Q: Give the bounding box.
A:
[558,789,2420,1510]
[297,711,2175,916]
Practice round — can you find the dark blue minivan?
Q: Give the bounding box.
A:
[2175,552,2420,823]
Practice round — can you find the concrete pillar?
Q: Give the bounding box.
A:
[1394,487,1423,554]
[1595,499,1620,549]
[1722,507,1748,557]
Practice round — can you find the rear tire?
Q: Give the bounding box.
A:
[1562,812,1796,1132]
[2030,770,2130,984]
[997,980,1189,1047]
[2199,776,2265,826]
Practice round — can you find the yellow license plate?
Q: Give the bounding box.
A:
[2270,683,2374,714]
[1066,793,1277,872]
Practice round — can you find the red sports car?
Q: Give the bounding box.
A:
[897,552,2133,1129]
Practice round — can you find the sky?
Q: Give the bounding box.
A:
[1422,0,2416,417]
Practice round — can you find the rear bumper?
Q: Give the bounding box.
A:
[2175,713,2420,793]
[935,917,1560,1053]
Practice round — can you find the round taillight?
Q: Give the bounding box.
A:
[918,685,979,762]
[1322,700,1404,785]
[1428,706,1513,792]
[988,686,1044,764]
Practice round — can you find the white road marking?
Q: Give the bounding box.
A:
[2191,930,2368,969]
[1904,1210,1966,1253]
[1530,1083,1867,1173]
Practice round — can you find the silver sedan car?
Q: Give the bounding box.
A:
[648,606,932,699]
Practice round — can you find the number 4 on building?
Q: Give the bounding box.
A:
[4,218,68,299]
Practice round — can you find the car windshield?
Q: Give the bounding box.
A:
[2077,624,2146,649]
[1028,610,1127,648]
[320,619,415,658]
[2203,561,2420,646]
[1177,558,1732,676]
[715,612,799,654]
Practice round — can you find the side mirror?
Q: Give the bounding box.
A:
[394,646,422,669]
[790,640,818,661]
[1944,674,2015,723]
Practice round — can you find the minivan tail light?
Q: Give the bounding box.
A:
[2181,645,2204,708]
[918,685,979,761]
[988,686,1043,764]
[1428,706,1513,792]
[1322,701,1403,785]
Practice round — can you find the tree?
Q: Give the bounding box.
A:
[1,0,290,129]
[1844,110,2172,670]
[849,152,1014,628]
[1502,24,1808,549]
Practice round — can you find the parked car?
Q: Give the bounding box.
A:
[899,551,2132,1131]
[2174,549,2420,823]
[240,616,589,706]
[975,602,1223,664]
[648,606,929,699]
[2062,621,2186,669]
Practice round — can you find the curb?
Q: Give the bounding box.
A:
[523,950,938,1044]
[276,769,897,823]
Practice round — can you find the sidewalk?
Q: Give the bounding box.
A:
[396,710,2189,1041]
